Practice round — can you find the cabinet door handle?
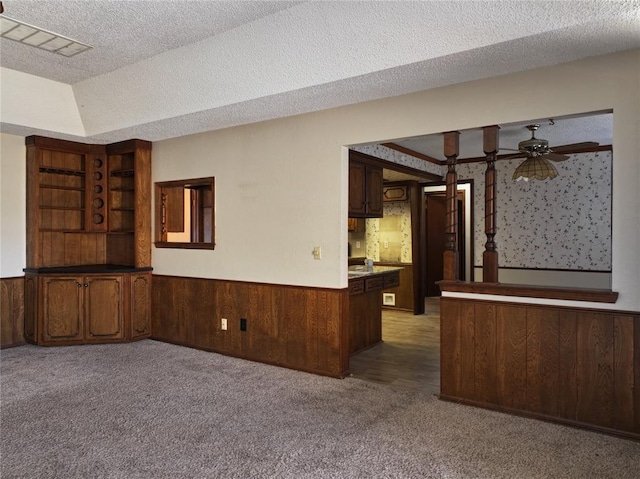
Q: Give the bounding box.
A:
[76,282,82,288]
[84,284,89,288]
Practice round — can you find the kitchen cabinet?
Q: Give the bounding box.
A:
[349,155,383,218]
[24,136,152,346]
[348,267,402,354]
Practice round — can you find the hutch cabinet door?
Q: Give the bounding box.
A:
[41,276,83,343]
[84,275,124,340]
[130,273,151,339]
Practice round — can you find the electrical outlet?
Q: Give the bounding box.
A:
[240,318,247,332]
[221,318,228,330]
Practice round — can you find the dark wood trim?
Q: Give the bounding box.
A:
[438,395,639,442]
[457,144,612,164]
[349,150,441,182]
[473,265,612,274]
[26,135,95,154]
[409,182,424,314]
[105,139,152,154]
[438,280,618,303]
[380,142,443,166]
[440,295,639,316]
[362,143,612,167]
[154,241,216,250]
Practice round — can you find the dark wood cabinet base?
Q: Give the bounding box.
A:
[24,271,151,346]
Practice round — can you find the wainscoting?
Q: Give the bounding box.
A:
[151,275,349,378]
[1,277,25,348]
[440,297,640,439]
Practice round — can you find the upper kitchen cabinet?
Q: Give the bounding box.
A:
[348,151,383,218]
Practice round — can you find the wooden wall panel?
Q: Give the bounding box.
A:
[440,299,460,398]
[526,307,559,416]
[152,275,348,378]
[348,290,382,354]
[440,297,639,439]
[440,298,475,399]
[1,277,25,348]
[557,310,578,420]
[576,312,614,428]
[495,304,527,410]
[613,315,634,431]
[474,302,497,404]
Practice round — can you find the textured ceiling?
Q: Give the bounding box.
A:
[0,1,638,144]
[389,112,614,161]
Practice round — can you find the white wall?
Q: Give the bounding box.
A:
[0,133,26,277]
[152,50,639,311]
[0,68,85,137]
[2,50,639,311]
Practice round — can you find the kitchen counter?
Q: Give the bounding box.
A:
[348,265,403,277]
[348,265,402,295]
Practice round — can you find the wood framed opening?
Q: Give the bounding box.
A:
[154,177,215,250]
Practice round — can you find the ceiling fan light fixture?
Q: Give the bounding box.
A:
[0,14,92,57]
[513,157,558,182]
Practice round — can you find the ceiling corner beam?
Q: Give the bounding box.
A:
[381,142,444,166]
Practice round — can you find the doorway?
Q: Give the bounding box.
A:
[423,182,473,297]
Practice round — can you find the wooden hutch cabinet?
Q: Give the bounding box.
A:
[23,136,152,346]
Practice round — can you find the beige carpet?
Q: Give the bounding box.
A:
[1,340,639,478]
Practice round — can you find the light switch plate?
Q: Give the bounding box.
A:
[313,246,322,260]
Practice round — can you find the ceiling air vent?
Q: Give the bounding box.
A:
[0,14,92,57]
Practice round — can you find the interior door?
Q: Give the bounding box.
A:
[425,193,466,297]
[425,194,446,297]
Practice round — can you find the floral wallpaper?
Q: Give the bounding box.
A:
[365,201,413,263]
[457,151,612,270]
[352,144,443,176]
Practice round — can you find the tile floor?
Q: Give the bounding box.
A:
[348,297,441,395]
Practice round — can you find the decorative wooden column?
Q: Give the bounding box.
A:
[483,125,500,283]
[443,131,460,281]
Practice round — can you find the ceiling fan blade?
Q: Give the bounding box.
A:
[543,152,570,162]
[499,147,521,152]
[551,141,599,152]
[499,153,527,161]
